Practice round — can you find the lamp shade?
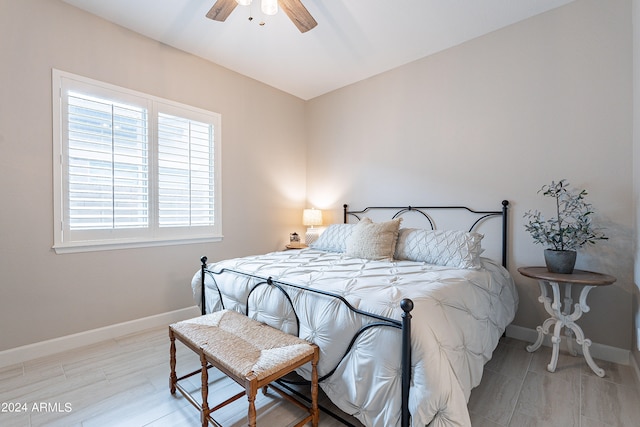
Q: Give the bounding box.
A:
[302,209,322,227]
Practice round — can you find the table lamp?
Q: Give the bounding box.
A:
[302,208,322,244]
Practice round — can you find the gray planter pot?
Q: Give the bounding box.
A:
[544,249,577,274]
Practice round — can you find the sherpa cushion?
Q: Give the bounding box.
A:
[345,217,402,261]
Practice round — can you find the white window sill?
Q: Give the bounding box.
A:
[53,235,223,254]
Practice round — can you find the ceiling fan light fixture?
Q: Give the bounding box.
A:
[261,0,278,16]
[207,0,317,33]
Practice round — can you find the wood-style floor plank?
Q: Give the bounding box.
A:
[0,326,638,427]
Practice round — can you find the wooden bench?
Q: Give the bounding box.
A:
[169,310,319,427]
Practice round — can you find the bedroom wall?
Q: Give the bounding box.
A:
[633,0,640,371]
[306,0,634,351]
[0,0,307,352]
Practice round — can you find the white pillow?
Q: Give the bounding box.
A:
[309,224,355,253]
[345,217,402,261]
[394,228,484,269]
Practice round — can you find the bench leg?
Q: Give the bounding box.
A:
[200,351,210,427]
[246,376,258,427]
[169,329,177,395]
[311,351,319,427]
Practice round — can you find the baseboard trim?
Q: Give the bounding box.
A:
[506,324,631,365]
[0,306,200,368]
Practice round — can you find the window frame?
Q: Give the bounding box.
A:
[52,69,222,254]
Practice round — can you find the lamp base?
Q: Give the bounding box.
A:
[305,227,320,245]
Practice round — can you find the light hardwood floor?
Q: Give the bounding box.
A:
[1,327,639,427]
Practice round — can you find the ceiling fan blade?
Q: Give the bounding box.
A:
[278,0,318,33]
[206,0,238,22]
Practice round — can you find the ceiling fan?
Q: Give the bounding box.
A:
[206,0,318,33]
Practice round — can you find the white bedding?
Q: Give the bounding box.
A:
[190,249,518,427]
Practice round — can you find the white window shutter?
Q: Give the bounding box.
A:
[158,113,215,228]
[66,92,149,230]
[53,69,222,253]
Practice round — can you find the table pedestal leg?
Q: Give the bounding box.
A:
[566,321,604,377]
[527,280,554,353]
[548,316,564,372]
[526,317,555,353]
[527,281,605,377]
[563,283,577,357]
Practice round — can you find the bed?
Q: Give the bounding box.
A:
[191,202,518,427]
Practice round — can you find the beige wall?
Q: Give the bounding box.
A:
[0,0,307,351]
[633,0,640,369]
[306,0,634,350]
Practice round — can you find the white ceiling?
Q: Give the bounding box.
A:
[61,0,575,100]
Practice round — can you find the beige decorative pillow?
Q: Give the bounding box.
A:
[345,217,402,261]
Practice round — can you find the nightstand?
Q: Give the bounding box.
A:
[285,243,308,250]
[517,266,616,377]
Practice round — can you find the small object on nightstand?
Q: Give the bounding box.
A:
[518,266,615,377]
[288,232,306,249]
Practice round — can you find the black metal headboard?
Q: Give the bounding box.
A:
[343,200,510,268]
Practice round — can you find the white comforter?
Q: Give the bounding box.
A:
[191,249,518,427]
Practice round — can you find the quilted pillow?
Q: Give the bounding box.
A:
[309,224,355,253]
[345,217,402,261]
[394,228,484,269]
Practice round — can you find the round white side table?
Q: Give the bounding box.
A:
[517,266,616,377]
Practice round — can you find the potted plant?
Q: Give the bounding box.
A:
[524,179,607,273]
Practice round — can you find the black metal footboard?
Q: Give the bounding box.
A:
[199,256,413,427]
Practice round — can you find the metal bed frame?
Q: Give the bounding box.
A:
[343,200,509,268]
[199,200,509,427]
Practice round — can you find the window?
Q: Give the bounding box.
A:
[53,70,222,253]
